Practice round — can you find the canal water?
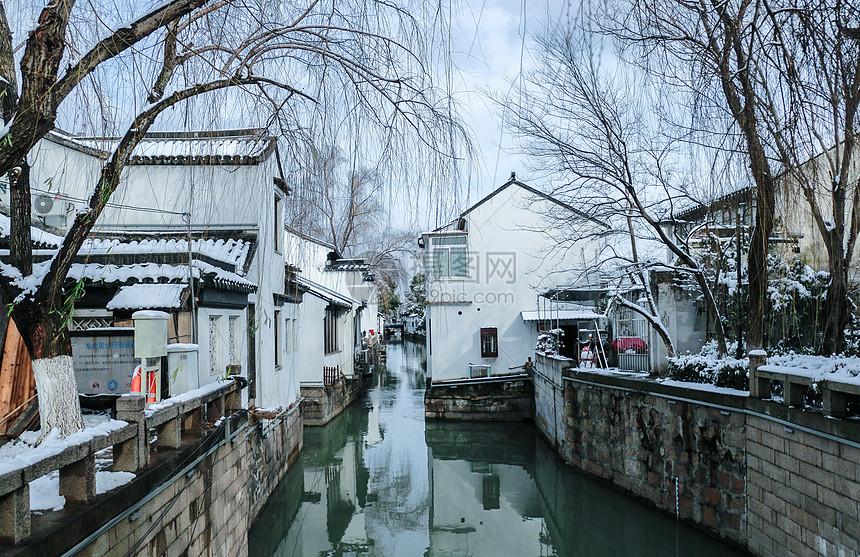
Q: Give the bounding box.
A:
[249,341,747,556]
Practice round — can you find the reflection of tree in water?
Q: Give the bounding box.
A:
[325,464,356,546]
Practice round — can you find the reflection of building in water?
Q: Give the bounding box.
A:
[426,422,551,556]
[278,406,374,555]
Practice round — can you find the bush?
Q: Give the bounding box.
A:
[666,341,749,390]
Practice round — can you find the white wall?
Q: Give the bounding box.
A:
[27,135,300,409]
[424,184,605,382]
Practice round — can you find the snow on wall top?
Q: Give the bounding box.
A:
[48,129,277,165]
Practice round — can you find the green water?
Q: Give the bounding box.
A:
[249,341,748,557]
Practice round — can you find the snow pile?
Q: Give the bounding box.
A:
[765,353,860,385]
[0,418,129,476]
[668,342,860,391]
[144,379,231,418]
[29,470,136,512]
[667,341,749,390]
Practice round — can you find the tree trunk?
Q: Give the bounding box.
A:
[821,253,848,355]
[12,302,83,440]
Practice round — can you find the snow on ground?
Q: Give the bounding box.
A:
[29,470,136,512]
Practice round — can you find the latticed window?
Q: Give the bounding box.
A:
[209,316,221,374]
[431,234,468,278]
[228,316,239,365]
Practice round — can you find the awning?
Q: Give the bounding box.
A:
[296,276,356,309]
[107,283,186,310]
[521,309,601,322]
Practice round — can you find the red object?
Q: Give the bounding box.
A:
[611,337,648,353]
[370,329,374,335]
[130,365,143,394]
[146,370,157,403]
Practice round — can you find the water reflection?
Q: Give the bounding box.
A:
[250,342,746,557]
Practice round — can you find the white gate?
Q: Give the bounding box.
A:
[614,317,650,373]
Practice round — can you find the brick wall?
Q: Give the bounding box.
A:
[425,376,534,421]
[745,404,860,556]
[71,408,302,557]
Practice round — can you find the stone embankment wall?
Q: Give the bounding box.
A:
[534,368,860,556]
[425,375,534,421]
[532,354,567,450]
[301,375,367,426]
[72,407,302,557]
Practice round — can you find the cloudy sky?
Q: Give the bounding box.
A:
[446,0,573,203]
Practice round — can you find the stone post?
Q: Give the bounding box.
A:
[114,395,148,472]
[748,350,768,399]
[156,417,182,449]
[0,484,29,544]
[60,454,96,504]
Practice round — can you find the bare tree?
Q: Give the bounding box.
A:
[502,26,727,356]
[0,0,464,438]
[761,0,860,354]
[604,0,783,355]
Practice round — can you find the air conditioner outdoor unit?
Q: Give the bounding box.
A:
[32,193,72,227]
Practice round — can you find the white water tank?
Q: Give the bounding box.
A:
[167,343,199,396]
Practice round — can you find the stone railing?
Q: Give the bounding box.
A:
[750,361,860,417]
[0,378,243,545]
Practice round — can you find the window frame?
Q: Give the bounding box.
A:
[480,327,498,358]
[430,234,468,279]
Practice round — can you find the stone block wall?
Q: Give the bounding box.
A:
[561,372,747,546]
[746,406,860,556]
[425,376,534,421]
[70,409,302,557]
[301,375,366,426]
[533,354,568,450]
[424,375,534,422]
[557,371,860,556]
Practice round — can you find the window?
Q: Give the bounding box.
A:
[274,194,283,253]
[324,308,339,354]
[480,327,498,358]
[209,316,222,374]
[431,234,468,278]
[274,310,282,367]
[285,318,297,353]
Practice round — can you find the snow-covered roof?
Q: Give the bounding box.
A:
[67,260,256,292]
[47,129,277,166]
[80,237,253,276]
[0,213,63,248]
[521,309,601,322]
[296,276,356,308]
[107,283,186,310]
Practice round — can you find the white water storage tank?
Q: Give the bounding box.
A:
[132,310,169,358]
[167,344,199,396]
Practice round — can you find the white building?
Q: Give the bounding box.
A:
[21,129,298,409]
[420,175,609,383]
[284,227,379,423]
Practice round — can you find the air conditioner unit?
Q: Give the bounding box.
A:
[32,193,72,227]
